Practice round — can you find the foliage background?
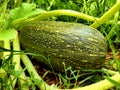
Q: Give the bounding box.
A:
[0,0,120,90]
[3,0,119,45]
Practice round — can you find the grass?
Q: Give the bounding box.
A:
[0,0,120,90]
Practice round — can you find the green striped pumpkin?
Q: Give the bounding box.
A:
[20,21,107,72]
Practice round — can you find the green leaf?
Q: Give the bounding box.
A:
[9,3,45,20]
[0,29,17,41]
[7,3,45,29]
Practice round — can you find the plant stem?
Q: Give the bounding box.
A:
[12,35,29,89]
[90,1,120,28]
[18,66,29,90]
[13,35,20,71]
[47,0,55,11]
[3,41,13,90]
[117,21,120,25]
[21,54,58,90]
[101,68,118,75]
[106,26,115,40]
[12,9,98,28]
[28,9,97,22]
[106,0,120,72]
[20,53,120,90]
[72,72,120,90]
[14,0,22,7]
[11,34,21,88]
[3,41,10,59]
[107,0,120,40]
[0,0,9,14]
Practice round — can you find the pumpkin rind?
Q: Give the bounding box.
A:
[20,21,107,72]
